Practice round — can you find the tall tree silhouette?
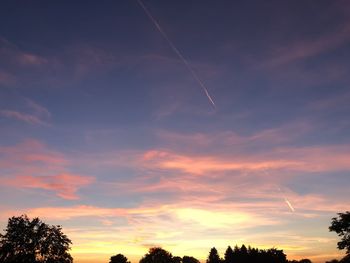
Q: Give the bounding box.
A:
[207,247,221,263]
[0,214,72,263]
[224,246,234,263]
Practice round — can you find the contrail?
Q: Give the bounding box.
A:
[136,0,216,108]
[262,169,295,213]
[277,186,295,213]
[284,198,295,212]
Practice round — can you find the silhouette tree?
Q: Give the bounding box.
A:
[207,247,221,263]
[140,247,173,263]
[240,245,248,263]
[173,256,182,263]
[182,256,199,263]
[224,246,234,263]
[266,248,287,263]
[340,255,350,263]
[0,214,72,263]
[329,211,350,254]
[110,253,130,263]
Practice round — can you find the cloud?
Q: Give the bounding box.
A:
[142,149,300,174]
[262,23,350,67]
[0,110,46,125]
[0,139,66,169]
[13,203,278,230]
[0,139,94,199]
[0,37,47,67]
[308,91,350,112]
[25,98,51,118]
[0,98,51,126]
[156,121,313,153]
[1,173,95,200]
[140,143,350,175]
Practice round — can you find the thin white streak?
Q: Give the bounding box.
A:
[137,0,216,108]
[262,168,295,212]
[284,198,295,212]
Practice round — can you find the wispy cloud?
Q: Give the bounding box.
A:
[156,121,312,152]
[1,173,95,200]
[0,98,51,126]
[0,110,47,125]
[0,139,94,200]
[140,143,350,175]
[262,23,350,67]
[25,98,51,118]
[0,37,47,67]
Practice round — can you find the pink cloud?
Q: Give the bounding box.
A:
[139,135,350,174]
[17,52,47,66]
[0,140,94,199]
[1,173,95,200]
[142,149,300,174]
[0,139,66,169]
[0,37,47,67]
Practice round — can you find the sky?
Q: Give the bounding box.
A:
[0,1,350,263]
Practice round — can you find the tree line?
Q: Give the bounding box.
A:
[120,246,296,263]
[0,211,349,263]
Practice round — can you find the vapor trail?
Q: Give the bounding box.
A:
[136,0,216,108]
[284,198,295,212]
[262,169,295,213]
[276,186,295,213]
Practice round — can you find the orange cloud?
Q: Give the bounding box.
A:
[0,140,94,199]
[1,173,95,200]
[141,143,350,175]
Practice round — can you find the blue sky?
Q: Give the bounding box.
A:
[0,1,350,263]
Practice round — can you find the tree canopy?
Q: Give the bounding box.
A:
[182,256,200,263]
[110,253,130,263]
[139,247,173,263]
[0,215,72,263]
[329,211,350,254]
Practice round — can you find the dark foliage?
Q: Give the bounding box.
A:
[182,256,200,263]
[207,247,221,263]
[110,253,130,263]
[223,245,287,263]
[0,215,72,263]
[139,247,173,263]
[329,211,350,254]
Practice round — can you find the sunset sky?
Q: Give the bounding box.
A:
[1,1,350,263]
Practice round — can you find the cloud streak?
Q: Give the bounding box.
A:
[0,110,47,125]
[1,173,95,200]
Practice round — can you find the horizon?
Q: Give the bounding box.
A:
[0,1,350,263]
